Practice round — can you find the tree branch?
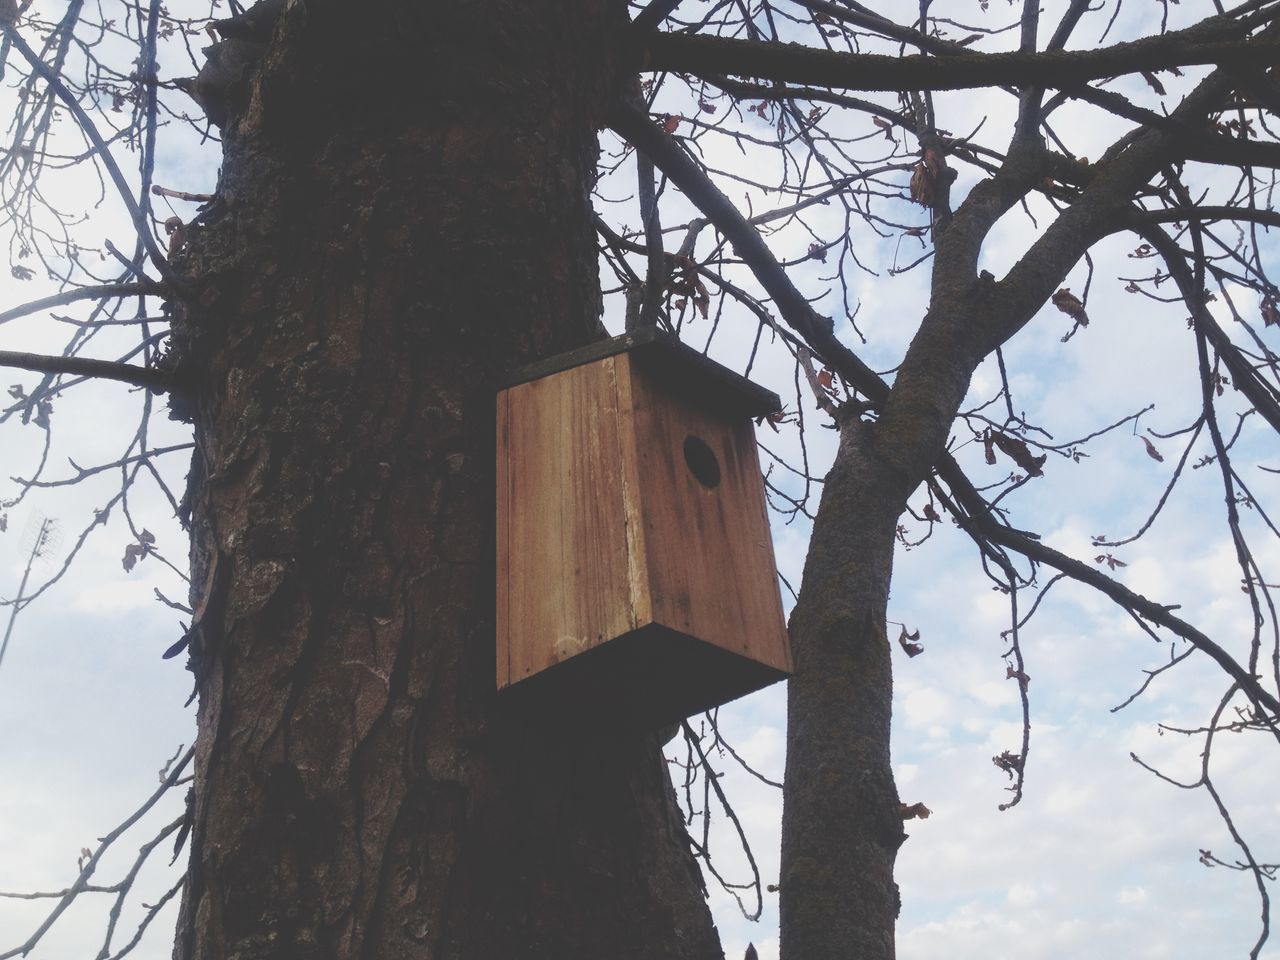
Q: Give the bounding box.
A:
[1125,205,1280,229]
[0,23,175,283]
[1045,0,1094,52]
[609,92,1279,733]
[630,0,684,35]
[643,26,1275,93]
[989,65,1239,356]
[0,282,164,328]
[0,748,193,960]
[1179,135,1280,169]
[702,72,909,126]
[0,350,170,392]
[972,511,1280,719]
[607,100,887,400]
[609,101,1015,588]
[1138,222,1280,437]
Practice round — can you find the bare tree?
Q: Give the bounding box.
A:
[1,1,1277,958]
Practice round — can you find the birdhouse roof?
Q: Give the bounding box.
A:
[504,328,781,419]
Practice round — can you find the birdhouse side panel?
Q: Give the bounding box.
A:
[497,360,642,688]
[625,361,791,673]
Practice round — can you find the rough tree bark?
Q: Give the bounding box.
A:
[780,416,906,960]
[167,2,721,957]
[778,290,996,960]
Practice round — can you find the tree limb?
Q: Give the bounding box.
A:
[643,27,1276,93]
[989,66,1239,356]
[0,23,175,283]
[0,282,164,327]
[972,510,1280,719]
[1124,205,1280,229]
[0,350,170,391]
[630,0,684,34]
[1138,222,1280,437]
[609,93,1280,728]
[608,100,887,399]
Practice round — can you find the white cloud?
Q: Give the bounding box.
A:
[903,686,954,728]
[1006,882,1039,907]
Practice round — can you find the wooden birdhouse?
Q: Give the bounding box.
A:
[496,329,792,730]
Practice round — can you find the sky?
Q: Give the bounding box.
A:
[2,2,1279,959]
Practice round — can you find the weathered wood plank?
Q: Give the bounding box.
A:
[612,354,654,632]
[497,360,636,687]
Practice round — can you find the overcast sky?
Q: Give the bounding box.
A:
[2,2,1279,958]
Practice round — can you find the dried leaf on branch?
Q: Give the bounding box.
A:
[1051,287,1090,327]
[983,429,1047,477]
[993,751,1024,777]
[900,802,932,820]
[897,625,924,658]
[1262,299,1279,327]
[122,529,156,572]
[909,148,944,206]
[666,254,709,319]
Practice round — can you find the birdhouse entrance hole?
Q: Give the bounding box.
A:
[683,435,721,489]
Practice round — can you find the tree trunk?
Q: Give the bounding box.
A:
[779,286,991,959]
[779,417,906,960]
[169,3,721,957]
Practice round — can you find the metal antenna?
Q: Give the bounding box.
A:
[0,515,58,675]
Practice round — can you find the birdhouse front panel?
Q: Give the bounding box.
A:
[624,359,791,675]
[496,330,792,728]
